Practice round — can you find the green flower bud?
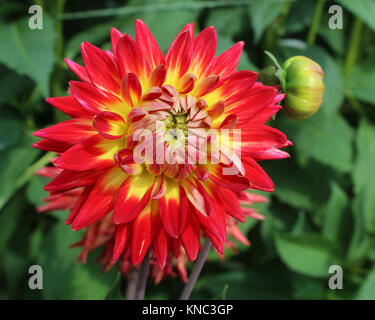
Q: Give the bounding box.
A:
[282,56,325,120]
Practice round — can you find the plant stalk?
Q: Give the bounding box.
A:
[60,0,251,20]
[134,250,151,300]
[345,17,363,76]
[125,267,141,300]
[307,0,325,45]
[179,239,212,300]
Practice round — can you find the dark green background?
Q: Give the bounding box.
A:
[1,0,375,300]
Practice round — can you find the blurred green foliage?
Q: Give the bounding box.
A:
[1,0,375,300]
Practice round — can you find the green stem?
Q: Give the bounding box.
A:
[54,0,66,59]
[60,0,252,20]
[345,18,363,76]
[307,0,325,45]
[0,152,55,212]
[179,239,212,300]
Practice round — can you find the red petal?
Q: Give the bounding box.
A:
[153,228,169,268]
[165,30,192,81]
[149,64,166,87]
[69,81,123,115]
[33,139,71,153]
[227,86,278,126]
[252,148,290,161]
[53,135,120,171]
[113,173,156,224]
[135,19,164,75]
[208,165,250,192]
[127,107,147,122]
[113,224,128,260]
[94,111,126,140]
[240,125,288,156]
[66,186,93,225]
[110,28,123,56]
[81,42,121,94]
[208,41,244,77]
[71,167,126,230]
[121,73,142,106]
[179,211,200,261]
[158,182,186,238]
[142,86,163,101]
[131,202,160,265]
[177,72,196,94]
[220,114,238,130]
[181,179,212,217]
[45,96,90,118]
[116,34,145,80]
[242,157,275,192]
[44,169,100,192]
[190,26,217,78]
[207,100,224,119]
[64,58,90,83]
[193,75,219,97]
[33,118,95,145]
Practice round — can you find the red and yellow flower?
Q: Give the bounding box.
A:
[33,20,290,268]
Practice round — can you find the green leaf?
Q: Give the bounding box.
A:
[26,174,49,207]
[63,253,118,300]
[37,223,82,299]
[206,7,244,37]
[0,136,40,210]
[345,61,375,105]
[337,0,375,33]
[352,120,375,233]
[3,249,29,294]
[278,111,353,173]
[322,183,349,242]
[0,110,22,151]
[275,233,342,278]
[263,157,333,211]
[288,272,325,299]
[105,272,124,300]
[198,264,292,299]
[248,0,291,43]
[0,66,33,105]
[283,0,315,34]
[356,269,375,299]
[0,15,55,96]
[0,195,25,256]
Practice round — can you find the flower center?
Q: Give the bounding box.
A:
[164,112,188,134]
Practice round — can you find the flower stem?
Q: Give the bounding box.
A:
[179,239,212,300]
[125,267,140,300]
[134,250,151,300]
[307,0,325,45]
[60,0,251,20]
[345,17,363,76]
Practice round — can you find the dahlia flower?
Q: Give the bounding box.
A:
[33,20,290,268]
